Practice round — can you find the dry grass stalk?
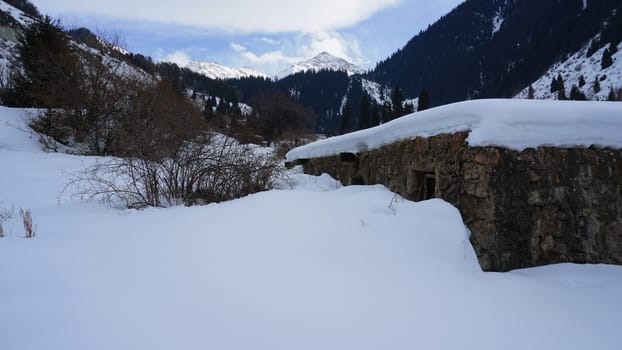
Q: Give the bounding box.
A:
[19,208,34,238]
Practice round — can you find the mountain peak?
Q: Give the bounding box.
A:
[185,61,267,80]
[278,52,364,79]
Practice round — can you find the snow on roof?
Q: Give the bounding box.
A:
[286,99,622,161]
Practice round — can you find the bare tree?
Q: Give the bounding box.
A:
[249,89,315,146]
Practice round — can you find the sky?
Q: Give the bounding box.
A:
[34,0,463,76]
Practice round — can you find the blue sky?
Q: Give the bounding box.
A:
[35,0,462,76]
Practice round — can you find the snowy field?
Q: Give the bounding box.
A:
[1,106,622,350]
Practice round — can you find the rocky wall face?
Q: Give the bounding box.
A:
[295,132,622,272]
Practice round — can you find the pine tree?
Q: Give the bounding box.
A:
[371,103,380,126]
[550,76,559,93]
[578,75,586,87]
[390,84,405,119]
[557,75,566,100]
[586,39,600,58]
[340,102,352,134]
[358,94,371,130]
[569,85,586,100]
[418,89,430,111]
[601,48,613,69]
[381,101,392,124]
[3,16,82,108]
[608,87,617,101]
[610,41,619,55]
[527,84,535,99]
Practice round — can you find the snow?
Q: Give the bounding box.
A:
[492,14,504,35]
[287,98,622,161]
[361,78,386,105]
[515,37,622,100]
[186,61,267,80]
[279,51,364,79]
[2,107,622,349]
[0,1,36,26]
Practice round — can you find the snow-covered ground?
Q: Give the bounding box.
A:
[287,98,622,161]
[2,106,622,350]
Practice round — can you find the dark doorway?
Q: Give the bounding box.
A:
[415,171,436,201]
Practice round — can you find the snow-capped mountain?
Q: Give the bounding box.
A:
[279,52,364,79]
[515,38,621,100]
[185,61,267,80]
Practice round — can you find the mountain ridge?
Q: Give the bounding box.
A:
[185,60,267,80]
[278,51,364,79]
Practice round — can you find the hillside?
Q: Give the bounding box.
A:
[515,37,622,100]
[369,0,622,105]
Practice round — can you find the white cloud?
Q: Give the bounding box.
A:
[230,43,247,52]
[160,50,191,66]
[256,37,280,45]
[228,31,364,76]
[37,0,401,33]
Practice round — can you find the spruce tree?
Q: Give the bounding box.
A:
[3,16,82,108]
[371,103,380,126]
[569,85,586,100]
[340,102,352,134]
[557,75,566,100]
[390,84,405,118]
[550,76,559,93]
[610,41,619,55]
[381,101,392,124]
[608,87,617,101]
[578,75,586,87]
[358,94,371,130]
[601,48,613,69]
[418,89,430,111]
[586,39,599,58]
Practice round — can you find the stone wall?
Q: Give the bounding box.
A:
[291,132,622,271]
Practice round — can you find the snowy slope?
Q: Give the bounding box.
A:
[287,99,622,161]
[0,1,37,26]
[516,39,622,100]
[279,51,364,78]
[186,61,267,80]
[1,106,622,350]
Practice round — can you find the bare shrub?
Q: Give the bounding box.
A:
[19,208,34,238]
[0,206,13,238]
[66,134,282,209]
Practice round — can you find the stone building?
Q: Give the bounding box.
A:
[286,100,622,272]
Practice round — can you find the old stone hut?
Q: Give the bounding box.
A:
[286,99,622,272]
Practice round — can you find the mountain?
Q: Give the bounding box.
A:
[279,52,364,79]
[185,61,267,80]
[515,37,622,100]
[369,0,622,106]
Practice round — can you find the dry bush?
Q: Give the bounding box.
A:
[19,208,34,238]
[0,207,13,238]
[66,133,281,209]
